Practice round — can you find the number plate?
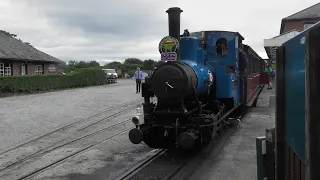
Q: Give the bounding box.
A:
[161,52,177,61]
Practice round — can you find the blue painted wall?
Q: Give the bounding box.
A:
[283,30,307,163]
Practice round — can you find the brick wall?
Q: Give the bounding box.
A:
[282,19,320,34]
[27,62,35,75]
[3,61,60,76]
[12,62,20,76]
[44,63,59,74]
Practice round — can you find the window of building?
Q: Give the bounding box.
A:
[0,62,4,76]
[216,38,228,58]
[304,23,314,30]
[21,64,26,75]
[0,62,11,76]
[35,65,43,75]
[4,66,11,76]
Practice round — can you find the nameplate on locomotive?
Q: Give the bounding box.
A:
[159,36,179,61]
[161,52,177,61]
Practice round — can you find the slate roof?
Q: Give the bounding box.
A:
[283,2,320,20]
[0,30,62,63]
[280,3,320,34]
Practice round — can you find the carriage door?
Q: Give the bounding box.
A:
[0,62,4,76]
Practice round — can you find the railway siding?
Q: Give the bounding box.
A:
[0,79,153,180]
[0,79,140,152]
[0,99,141,169]
[0,109,148,180]
[20,124,154,180]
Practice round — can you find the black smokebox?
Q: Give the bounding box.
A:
[166,7,183,41]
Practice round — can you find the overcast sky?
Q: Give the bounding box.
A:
[0,0,318,65]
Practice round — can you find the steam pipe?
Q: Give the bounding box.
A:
[166,7,183,41]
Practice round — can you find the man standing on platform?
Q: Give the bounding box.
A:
[134,67,143,93]
[239,44,248,102]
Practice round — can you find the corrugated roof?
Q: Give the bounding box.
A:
[0,30,62,63]
[284,2,320,20]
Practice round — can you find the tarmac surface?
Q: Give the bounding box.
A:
[188,83,275,180]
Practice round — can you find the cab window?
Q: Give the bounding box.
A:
[216,38,228,58]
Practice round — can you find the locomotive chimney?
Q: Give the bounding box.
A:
[166,7,183,41]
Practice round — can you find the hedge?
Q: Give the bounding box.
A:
[0,68,107,94]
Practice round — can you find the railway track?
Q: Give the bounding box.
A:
[115,149,167,180]
[0,98,142,156]
[116,106,244,180]
[0,99,143,180]
[115,127,236,180]
[10,128,132,180]
[116,89,264,180]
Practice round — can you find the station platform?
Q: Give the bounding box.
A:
[188,84,275,180]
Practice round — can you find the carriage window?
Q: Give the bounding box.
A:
[216,38,228,58]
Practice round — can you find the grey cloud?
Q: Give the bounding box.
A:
[39,38,161,63]
[5,0,320,63]
[25,0,168,38]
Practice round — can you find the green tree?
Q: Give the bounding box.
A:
[68,60,77,66]
[124,58,143,65]
[104,61,122,69]
[75,61,90,69]
[142,59,157,70]
[57,61,72,73]
[155,60,165,67]
[120,63,140,76]
[88,60,100,67]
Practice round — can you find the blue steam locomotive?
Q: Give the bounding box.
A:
[128,7,263,150]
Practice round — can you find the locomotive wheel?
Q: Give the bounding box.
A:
[224,98,235,110]
[201,129,214,146]
[142,128,169,149]
[216,123,223,135]
[201,116,218,146]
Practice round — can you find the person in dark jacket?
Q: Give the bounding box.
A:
[239,44,248,76]
[238,44,248,102]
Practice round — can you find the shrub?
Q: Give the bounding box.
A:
[0,68,107,94]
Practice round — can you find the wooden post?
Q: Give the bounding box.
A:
[256,136,267,180]
[265,128,276,180]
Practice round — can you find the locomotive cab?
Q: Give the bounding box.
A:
[190,30,245,108]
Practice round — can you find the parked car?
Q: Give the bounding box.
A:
[102,69,118,83]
